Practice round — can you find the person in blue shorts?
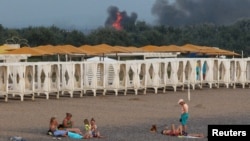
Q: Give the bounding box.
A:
[178,99,189,135]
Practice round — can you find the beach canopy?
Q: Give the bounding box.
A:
[54,45,91,55]
[120,46,145,53]
[181,44,240,56]
[4,47,52,56]
[0,45,18,53]
[93,44,131,54]
[1,43,240,58]
[141,45,163,52]
[78,45,107,55]
[34,45,69,55]
[159,45,188,53]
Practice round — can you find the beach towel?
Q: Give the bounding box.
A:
[178,135,202,138]
[9,136,27,141]
[67,131,83,139]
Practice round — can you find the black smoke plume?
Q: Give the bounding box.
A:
[152,0,250,26]
[105,6,138,30]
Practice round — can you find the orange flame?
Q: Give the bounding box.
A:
[112,12,122,30]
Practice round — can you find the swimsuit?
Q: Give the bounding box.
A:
[180,113,189,125]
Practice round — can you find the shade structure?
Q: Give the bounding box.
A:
[0,49,8,54]
[93,44,131,54]
[181,44,240,57]
[34,45,68,55]
[0,45,18,54]
[205,48,241,56]
[78,45,107,55]
[3,47,52,56]
[140,45,163,52]
[159,45,188,53]
[181,44,206,53]
[122,46,145,52]
[111,45,132,53]
[55,45,94,55]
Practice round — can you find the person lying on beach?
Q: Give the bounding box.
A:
[161,124,204,138]
[49,117,85,139]
[48,117,82,137]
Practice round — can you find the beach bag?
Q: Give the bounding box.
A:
[47,129,53,136]
[67,131,83,139]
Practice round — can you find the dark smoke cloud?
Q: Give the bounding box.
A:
[105,6,138,29]
[152,0,250,26]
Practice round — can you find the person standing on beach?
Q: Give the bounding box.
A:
[178,99,189,135]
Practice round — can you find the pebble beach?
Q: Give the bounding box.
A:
[1,85,250,141]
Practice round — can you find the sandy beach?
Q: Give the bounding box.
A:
[1,85,250,141]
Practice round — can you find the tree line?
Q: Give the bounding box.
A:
[0,19,250,57]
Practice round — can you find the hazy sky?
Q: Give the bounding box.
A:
[0,0,157,29]
[2,0,249,30]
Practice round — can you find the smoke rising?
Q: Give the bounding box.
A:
[152,0,250,26]
[105,6,138,30]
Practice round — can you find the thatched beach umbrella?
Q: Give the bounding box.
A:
[4,47,51,56]
[159,45,188,53]
[140,45,163,52]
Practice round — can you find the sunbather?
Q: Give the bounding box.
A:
[161,124,204,138]
[48,117,82,137]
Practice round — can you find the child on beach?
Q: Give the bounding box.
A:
[83,118,92,139]
[90,118,103,138]
[83,118,104,138]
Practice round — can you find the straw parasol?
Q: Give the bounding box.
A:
[0,45,18,54]
[140,45,163,52]
[34,45,68,55]
[159,45,188,53]
[78,45,106,55]
[118,46,145,53]
[3,47,52,56]
[55,45,95,55]
[205,47,240,57]
[181,44,240,57]
[93,44,131,54]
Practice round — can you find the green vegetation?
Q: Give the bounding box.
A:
[0,19,250,57]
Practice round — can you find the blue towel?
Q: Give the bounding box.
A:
[67,131,83,139]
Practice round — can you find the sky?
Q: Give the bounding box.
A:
[1,0,250,30]
[0,0,157,29]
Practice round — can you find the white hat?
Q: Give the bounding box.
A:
[178,99,184,104]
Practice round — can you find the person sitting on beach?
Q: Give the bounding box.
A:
[62,112,74,128]
[49,117,86,139]
[83,118,104,138]
[48,117,82,137]
[161,124,204,138]
[83,118,92,139]
[90,118,103,138]
[49,117,68,137]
